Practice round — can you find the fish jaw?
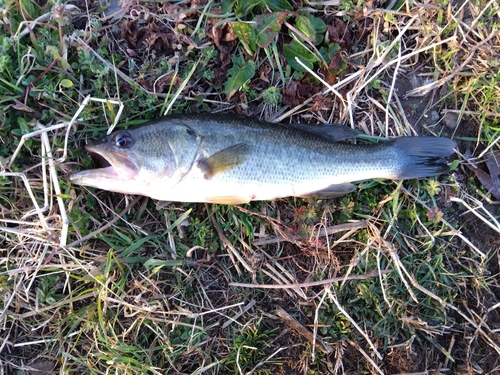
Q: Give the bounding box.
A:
[69,142,141,192]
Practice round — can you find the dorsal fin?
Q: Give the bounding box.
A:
[285,123,359,142]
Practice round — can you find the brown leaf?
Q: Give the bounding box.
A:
[282,81,301,107]
[213,65,229,84]
[329,52,342,70]
[282,81,322,107]
[311,96,332,112]
[155,72,187,93]
[327,18,351,50]
[470,152,500,199]
[258,61,272,83]
[136,27,173,51]
[221,23,237,42]
[13,100,34,112]
[321,67,337,85]
[138,79,153,92]
[190,0,209,7]
[139,72,188,94]
[297,82,321,97]
[164,5,187,22]
[426,206,443,222]
[122,21,138,49]
[177,33,197,47]
[209,22,235,67]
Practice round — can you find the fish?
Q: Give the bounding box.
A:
[69,113,456,204]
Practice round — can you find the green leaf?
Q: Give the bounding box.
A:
[294,13,326,45]
[309,14,326,44]
[59,79,73,88]
[320,43,346,72]
[283,40,319,72]
[224,56,256,99]
[18,118,30,136]
[261,0,292,11]
[46,45,61,59]
[254,12,287,49]
[232,22,257,55]
[309,14,326,33]
[295,15,316,43]
[235,0,261,17]
[449,159,460,171]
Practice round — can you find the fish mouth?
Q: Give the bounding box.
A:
[69,144,138,185]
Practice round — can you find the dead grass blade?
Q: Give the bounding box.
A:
[276,306,332,355]
[229,268,390,289]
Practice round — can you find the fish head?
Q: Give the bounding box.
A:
[69,125,188,195]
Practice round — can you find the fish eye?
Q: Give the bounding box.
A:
[113,132,133,148]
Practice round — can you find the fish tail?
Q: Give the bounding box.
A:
[394,137,456,179]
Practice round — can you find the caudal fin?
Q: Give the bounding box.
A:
[394,137,456,179]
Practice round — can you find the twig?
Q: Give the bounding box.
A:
[253,220,367,245]
[328,288,383,361]
[405,30,498,97]
[276,306,332,354]
[229,269,390,289]
[400,186,485,258]
[347,339,384,375]
[209,213,253,275]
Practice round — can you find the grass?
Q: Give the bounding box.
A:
[1,0,500,373]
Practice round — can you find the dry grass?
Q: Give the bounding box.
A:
[1,0,500,374]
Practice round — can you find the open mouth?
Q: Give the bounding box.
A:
[69,146,121,184]
[84,150,123,178]
[88,150,112,169]
[69,142,139,186]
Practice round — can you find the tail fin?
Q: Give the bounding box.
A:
[394,137,456,179]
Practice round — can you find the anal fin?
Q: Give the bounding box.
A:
[301,183,357,199]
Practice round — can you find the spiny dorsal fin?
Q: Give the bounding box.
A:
[197,143,252,179]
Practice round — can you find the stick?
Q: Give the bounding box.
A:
[229,269,390,289]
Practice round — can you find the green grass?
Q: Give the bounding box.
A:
[1,0,500,373]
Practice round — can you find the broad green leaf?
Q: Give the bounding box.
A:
[232,22,257,55]
[254,12,287,49]
[283,40,319,72]
[295,15,316,43]
[236,0,261,17]
[261,0,292,11]
[309,14,326,34]
[225,56,256,99]
[309,14,326,44]
[295,13,326,45]
[59,79,73,88]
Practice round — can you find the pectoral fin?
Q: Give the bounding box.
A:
[302,183,357,199]
[198,143,252,179]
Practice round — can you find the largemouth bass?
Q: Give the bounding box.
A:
[69,114,456,204]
